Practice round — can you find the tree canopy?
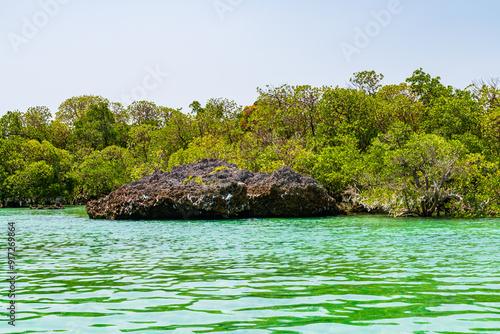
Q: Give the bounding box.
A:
[1,69,499,217]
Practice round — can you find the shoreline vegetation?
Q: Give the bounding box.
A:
[1,69,500,218]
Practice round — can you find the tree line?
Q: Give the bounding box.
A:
[1,69,500,217]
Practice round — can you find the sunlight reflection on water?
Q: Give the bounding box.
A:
[0,207,499,333]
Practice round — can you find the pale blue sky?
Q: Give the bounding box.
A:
[1,0,499,116]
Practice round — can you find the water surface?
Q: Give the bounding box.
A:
[1,207,499,333]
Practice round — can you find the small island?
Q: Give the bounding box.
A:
[86,159,341,220]
[1,70,499,218]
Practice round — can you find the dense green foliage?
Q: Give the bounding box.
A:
[1,69,500,217]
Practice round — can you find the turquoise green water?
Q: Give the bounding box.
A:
[1,207,500,333]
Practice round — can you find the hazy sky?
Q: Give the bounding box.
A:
[1,0,499,116]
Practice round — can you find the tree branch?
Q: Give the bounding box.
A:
[412,170,422,189]
[395,210,421,217]
[416,168,429,190]
[439,158,458,188]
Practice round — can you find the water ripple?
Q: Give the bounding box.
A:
[0,207,499,333]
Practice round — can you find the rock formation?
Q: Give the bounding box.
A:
[86,159,341,220]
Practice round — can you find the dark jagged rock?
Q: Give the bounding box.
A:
[86,159,341,220]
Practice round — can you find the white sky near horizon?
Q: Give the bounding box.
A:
[1,0,499,117]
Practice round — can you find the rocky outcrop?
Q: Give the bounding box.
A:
[86,159,341,220]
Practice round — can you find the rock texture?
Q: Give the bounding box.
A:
[86,159,340,220]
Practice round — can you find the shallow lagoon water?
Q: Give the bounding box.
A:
[1,206,499,333]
